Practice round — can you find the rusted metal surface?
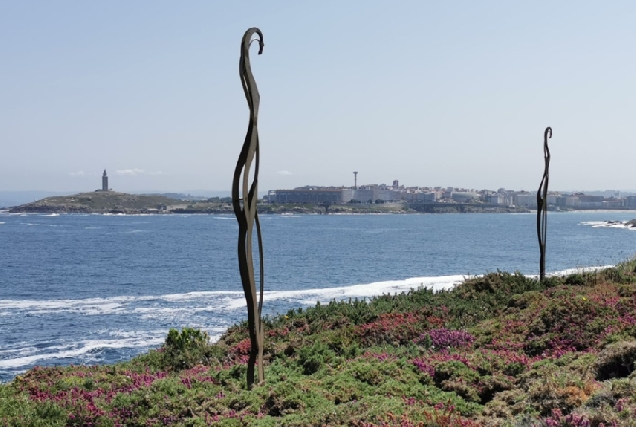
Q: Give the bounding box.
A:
[232,27,265,387]
[537,127,552,282]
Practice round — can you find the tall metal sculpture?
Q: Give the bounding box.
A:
[232,27,265,388]
[537,126,552,282]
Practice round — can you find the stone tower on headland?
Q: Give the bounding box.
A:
[101,170,109,191]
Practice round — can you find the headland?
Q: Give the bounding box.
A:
[8,192,184,215]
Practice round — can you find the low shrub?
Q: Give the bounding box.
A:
[162,327,214,370]
[3,263,636,426]
[595,340,636,380]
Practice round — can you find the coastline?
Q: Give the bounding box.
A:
[3,261,636,425]
[5,205,532,215]
[8,191,636,215]
[0,264,617,381]
[7,208,636,216]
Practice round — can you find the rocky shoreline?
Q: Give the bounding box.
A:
[8,192,532,215]
[581,219,636,229]
[8,205,532,215]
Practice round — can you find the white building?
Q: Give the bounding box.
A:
[514,193,537,208]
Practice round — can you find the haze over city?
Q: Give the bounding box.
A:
[2,1,636,194]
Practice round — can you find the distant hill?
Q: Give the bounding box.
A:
[0,191,78,208]
[8,192,185,214]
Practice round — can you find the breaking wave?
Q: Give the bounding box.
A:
[0,265,616,380]
[0,336,165,369]
[0,275,464,317]
[580,220,636,230]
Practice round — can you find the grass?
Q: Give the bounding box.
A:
[3,260,636,426]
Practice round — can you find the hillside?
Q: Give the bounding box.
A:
[3,261,636,426]
[8,192,185,214]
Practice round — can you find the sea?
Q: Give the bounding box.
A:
[1,211,636,383]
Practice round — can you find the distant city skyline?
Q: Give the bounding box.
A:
[4,166,636,197]
[2,1,636,192]
[3,172,636,209]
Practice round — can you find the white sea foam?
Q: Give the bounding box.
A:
[160,290,243,301]
[0,327,231,371]
[43,213,60,217]
[2,276,459,317]
[133,306,219,314]
[0,222,5,225]
[0,266,617,318]
[0,265,622,374]
[0,346,37,357]
[105,329,167,339]
[0,295,141,311]
[561,265,614,274]
[230,274,465,309]
[580,220,636,230]
[0,337,165,369]
[527,265,615,279]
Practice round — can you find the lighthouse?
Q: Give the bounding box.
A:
[102,170,109,191]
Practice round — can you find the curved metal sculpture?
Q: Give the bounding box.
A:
[537,126,552,282]
[232,27,265,388]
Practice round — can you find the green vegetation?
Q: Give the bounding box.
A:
[4,261,636,426]
[8,192,184,214]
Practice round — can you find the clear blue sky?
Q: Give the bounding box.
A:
[1,1,635,193]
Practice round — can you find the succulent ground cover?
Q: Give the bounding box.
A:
[3,260,636,426]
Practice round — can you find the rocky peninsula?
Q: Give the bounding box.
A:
[8,192,185,214]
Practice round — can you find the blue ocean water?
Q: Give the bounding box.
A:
[1,211,635,382]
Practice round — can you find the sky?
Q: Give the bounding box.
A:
[1,1,635,194]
